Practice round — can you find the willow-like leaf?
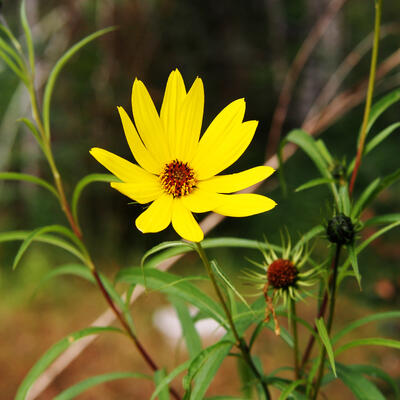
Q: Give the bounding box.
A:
[295,177,335,193]
[154,369,170,400]
[0,172,58,199]
[42,27,115,139]
[54,371,150,400]
[278,379,306,400]
[352,177,380,218]
[17,117,44,149]
[20,0,35,73]
[15,326,124,400]
[316,317,336,377]
[72,173,120,223]
[335,337,400,356]
[347,244,361,288]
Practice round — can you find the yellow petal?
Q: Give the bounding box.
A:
[181,188,221,213]
[90,147,154,183]
[160,69,186,147]
[111,178,163,204]
[172,198,204,242]
[172,77,204,161]
[191,98,249,179]
[135,194,173,233]
[213,193,277,217]
[131,79,170,163]
[197,166,275,193]
[117,106,161,174]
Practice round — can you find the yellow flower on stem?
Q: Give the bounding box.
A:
[90,69,276,242]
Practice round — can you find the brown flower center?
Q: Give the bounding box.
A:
[160,160,197,197]
[267,259,298,289]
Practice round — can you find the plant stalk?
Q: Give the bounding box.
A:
[195,242,271,400]
[349,0,382,195]
[290,298,300,379]
[312,244,341,399]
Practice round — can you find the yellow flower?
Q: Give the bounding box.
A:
[90,69,276,242]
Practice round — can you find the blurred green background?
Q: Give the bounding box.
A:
[0,0,399,398]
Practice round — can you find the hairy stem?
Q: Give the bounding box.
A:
[349,0,382,195]
[195,242,271,400]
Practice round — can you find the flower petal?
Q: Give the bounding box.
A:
[135,194,173,233]
[172,198,204,242]
[213,193,277,217]
[191,98,249,179]
[90,147,154,183]
[131,79,170,163]
[117,106,161,174]
[111,178,163,204]
[160,69,186,147]
[197,166,275,193]
[181,188,221,213]
[172,77,204,162]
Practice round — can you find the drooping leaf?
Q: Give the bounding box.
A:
[0,172,58,199]
[335,363,386,400]
[169,296,202,358]
[335,337,400,356]
[333,311,400,344]
[53,371,151,400]
[42,27,115,139]
[15,326,124,400]
[71,173,120,223]
[12,225,86,270]
[116,268,226,327]
[315,317,336,377]
[20,0,35,73]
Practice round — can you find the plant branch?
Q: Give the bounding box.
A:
[195,242,271,400]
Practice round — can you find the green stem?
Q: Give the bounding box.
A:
[195,242,271,400]
[349,0,382,195]
[312,244,341,399]
[290,298,300,379]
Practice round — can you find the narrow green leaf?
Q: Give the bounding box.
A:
[169,296,202,358]
[236,357,254,399]
[54,371,150,400]
[72,173,120,223]
[315,317,336,377]
[116,268,226,327]
[15,326,124,400]
[0,172,58,199]
[0,47,28,83]
[286,129,330,178]
[348,122,400,174]
[333,311,400,344]
[20,0,35,73]
[338,184,351,215]
[316,139,333,164]
[346,364,400,400]
[17,117,44,148]
[335,363,386,400]
[295,177,335,192]
[269,376,308,400]
[335,337,400,356]
[364,214,400,226]
[42,27,115,139]
[347,244,361,288]
[211,260,253,314]
[150,360,190,400]
[366,88,400,135]
[33,263,95,296]
[183,341,233,392]
[278,379,306,400]
[154,369,170,400]
[0,23,23,54]
[352,178,380,218]
[0,230,84,261]
[0,35,24,70]
[12,225,86,270]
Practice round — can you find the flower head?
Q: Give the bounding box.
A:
[90,69,276,242]
[244,233,320,335]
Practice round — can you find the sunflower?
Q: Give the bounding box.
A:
[90,69,276,242]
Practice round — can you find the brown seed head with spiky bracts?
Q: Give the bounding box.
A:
[267,259,298,289]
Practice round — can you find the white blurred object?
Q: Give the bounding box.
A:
[153,305,226,348]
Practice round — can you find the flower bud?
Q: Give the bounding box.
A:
[326,213,354,245]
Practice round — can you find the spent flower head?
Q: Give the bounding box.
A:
[244,232,320,335]
[90,69,276,242]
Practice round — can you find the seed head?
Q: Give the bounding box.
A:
[326,213,355,245]
[267,259,298,289]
